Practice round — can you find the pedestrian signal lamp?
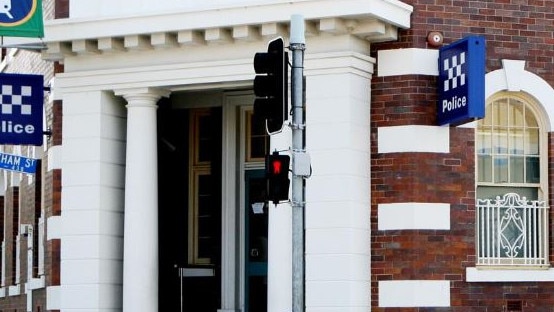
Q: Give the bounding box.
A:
[253,37,289,134]
[266,152,290,204]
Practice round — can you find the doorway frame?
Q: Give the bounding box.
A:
[220,91,261,311]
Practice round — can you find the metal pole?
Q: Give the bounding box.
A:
[180,268,183,312]
[290,14,305,312]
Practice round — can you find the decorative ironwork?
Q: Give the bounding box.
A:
[476,193,549,266]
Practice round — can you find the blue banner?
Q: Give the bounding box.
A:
[437,35,485,126]
[0,152,37,174]
[0,73,44,146]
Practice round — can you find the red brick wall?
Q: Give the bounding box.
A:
[54,0,69,19]
[371,0,554,311]
[44,5,64,312]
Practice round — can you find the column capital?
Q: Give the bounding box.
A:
[114,87,170,103]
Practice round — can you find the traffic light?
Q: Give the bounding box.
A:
[253,37,289,134]
[265,152,290,204]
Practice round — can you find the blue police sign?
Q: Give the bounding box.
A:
[0,73,43,146]
[437,35,485,126]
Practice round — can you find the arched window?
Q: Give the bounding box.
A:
[475,92,549,266]
[476,92,546,200]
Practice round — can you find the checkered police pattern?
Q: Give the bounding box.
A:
[0,84,33,115]
[443,52,466,92]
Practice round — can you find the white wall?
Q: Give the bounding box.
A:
[60,90,126,311]
[304,49,373,311]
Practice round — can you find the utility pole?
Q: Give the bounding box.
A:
[251,15,308,312]
[290,14,306,312]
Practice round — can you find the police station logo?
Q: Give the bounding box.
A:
[0,82,35,135]
[0,0,38,26]
[1,84,33,116]
[443,52,466,92]
[440,50,468,118]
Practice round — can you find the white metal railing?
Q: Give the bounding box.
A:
[476,193,549,266]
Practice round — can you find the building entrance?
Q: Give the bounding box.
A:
[245,169,268,311]
[158,104,222,311]
[157,93,269,311]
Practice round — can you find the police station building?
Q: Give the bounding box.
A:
[1,0,554,311]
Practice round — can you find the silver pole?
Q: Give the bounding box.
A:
[179,267,183,312]
[290,14,305,312]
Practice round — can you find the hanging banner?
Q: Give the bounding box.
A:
[0,151,37,174]
[0,0,44,38]
[0,73,44,146]
[437,35,485,126]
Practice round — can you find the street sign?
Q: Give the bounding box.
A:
[0,151,37,174]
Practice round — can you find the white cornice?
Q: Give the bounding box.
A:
[34,0,411,60]
[46,0,412,39]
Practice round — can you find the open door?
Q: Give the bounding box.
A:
[245,169,268,312]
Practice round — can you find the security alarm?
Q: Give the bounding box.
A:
[427,31,444,47]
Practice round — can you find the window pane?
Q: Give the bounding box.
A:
[477,129,492,154]
[493,128,508,154]
[250,137,267,158]
[525,109,538,127]
[494,156,508,183]
[197,174,216,260]
[248,110,269,161]
[509,99,524,127]
[509,128,524,155]
[478,155,492,182]
[198,115,213,163]
[510,156,524,183]
[525,128,539,155]
[526,156,540,183]
[493,100,508,126]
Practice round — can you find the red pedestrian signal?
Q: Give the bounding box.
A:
[271,159,283,175]
[265,152,290,204]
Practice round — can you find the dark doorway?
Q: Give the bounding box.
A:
[245,169,268,312]
[158,100,222,312]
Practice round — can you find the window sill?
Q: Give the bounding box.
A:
[466,267,554,282]
[28,276,45,290]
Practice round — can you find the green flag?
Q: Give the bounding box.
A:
[0,0,44,38]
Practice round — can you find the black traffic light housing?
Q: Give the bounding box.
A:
[253,37,289,134]
[265,152,290,204]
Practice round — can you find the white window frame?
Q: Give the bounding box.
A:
[476,92,549,268]
[476,92,548,198]
[466,59,554,282]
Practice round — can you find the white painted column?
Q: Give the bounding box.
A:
[58,91,127,311]
[304,52,373,311]
[116,88,169,312]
